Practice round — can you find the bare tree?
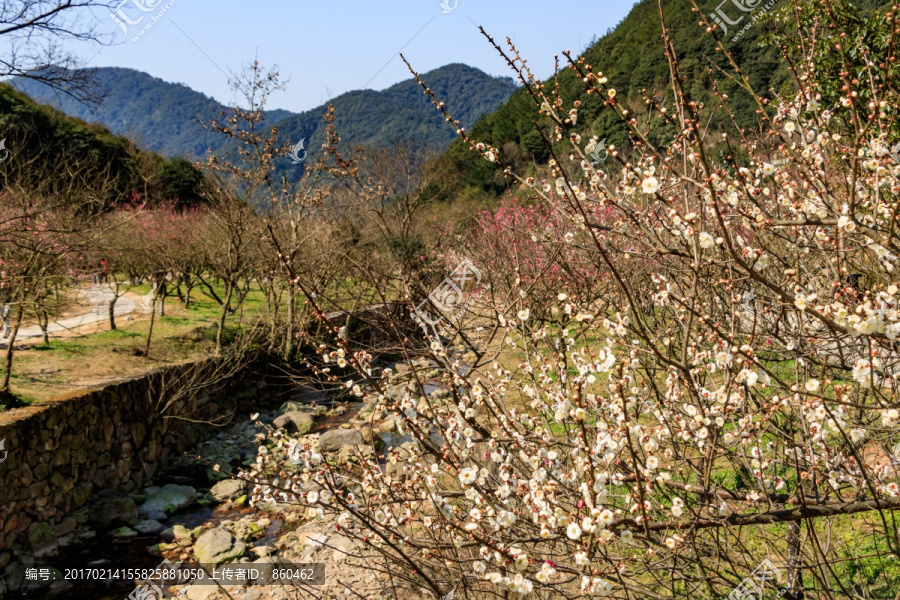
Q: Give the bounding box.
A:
[203,61,353,360]
[0,185,93,403]
[198,184,259,354]
[0,0,115,102]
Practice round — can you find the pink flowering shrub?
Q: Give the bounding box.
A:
[464,197,611,318]
[103,200,208,284]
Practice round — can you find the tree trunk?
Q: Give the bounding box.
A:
[786,521,803,599]
[198,276,224,305]
[108,293,118,331]
[184,281,194,309]
[38,309,49,344]
[159,282,167,317]
[284,284,294,360]
[0,305,24,396]
[267,282,279,348]
[144,285,159,356]
[216,279,234,354]
[284,221,298,361]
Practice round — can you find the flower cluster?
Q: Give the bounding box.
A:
[254,8,900,599]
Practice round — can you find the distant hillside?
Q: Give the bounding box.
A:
[13,64,517,162]
[0,82,206,208]
[436,0,891,196]
[271,63,517,158]
[11,67,293,159]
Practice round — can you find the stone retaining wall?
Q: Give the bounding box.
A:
[0,359,267,571]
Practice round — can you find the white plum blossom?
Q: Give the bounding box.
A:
[642,176,660,194]
[459,467,478,486]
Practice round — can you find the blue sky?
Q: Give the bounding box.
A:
[74,0,637,113]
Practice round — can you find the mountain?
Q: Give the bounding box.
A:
[0,82,206,208]
[10,67,293,159]
[434,0,891,197]
[270,63,517,158]
[12,64,517,161]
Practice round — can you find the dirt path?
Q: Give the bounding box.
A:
[1,286,139,349]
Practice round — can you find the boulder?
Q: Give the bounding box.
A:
[72,483,93,509]
[358,424,374,444]
[385,442,420,479]
[144,509,167,521]
[398,441,418,458]
[138,484,196,517]
[210,479,247,502]
[134,520,165,534]
[149,542,181,555]
[53,519,77,537]
[392,363,411,376]
[228,519,264,543]
[278,401,309,414]
[193,528,246,565]
[385,460,403,480]
[186,584,218,600]
[329,534,357,562]
[386,385,406,401]
[85,491,137,527]
[109,527,138,538]
[27,522,58,558]
[318,428,364,453]
[172,525,204,542]
[272,411,314,435]
[298,532,330,557]
[338,444,374,463]
[282,388,330,409]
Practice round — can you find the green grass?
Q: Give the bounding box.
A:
[0,277,272,404]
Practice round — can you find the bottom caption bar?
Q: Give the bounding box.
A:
[34,561,325,588]
[160,562,326,586]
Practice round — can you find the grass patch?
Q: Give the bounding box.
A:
[0,279,270,404]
